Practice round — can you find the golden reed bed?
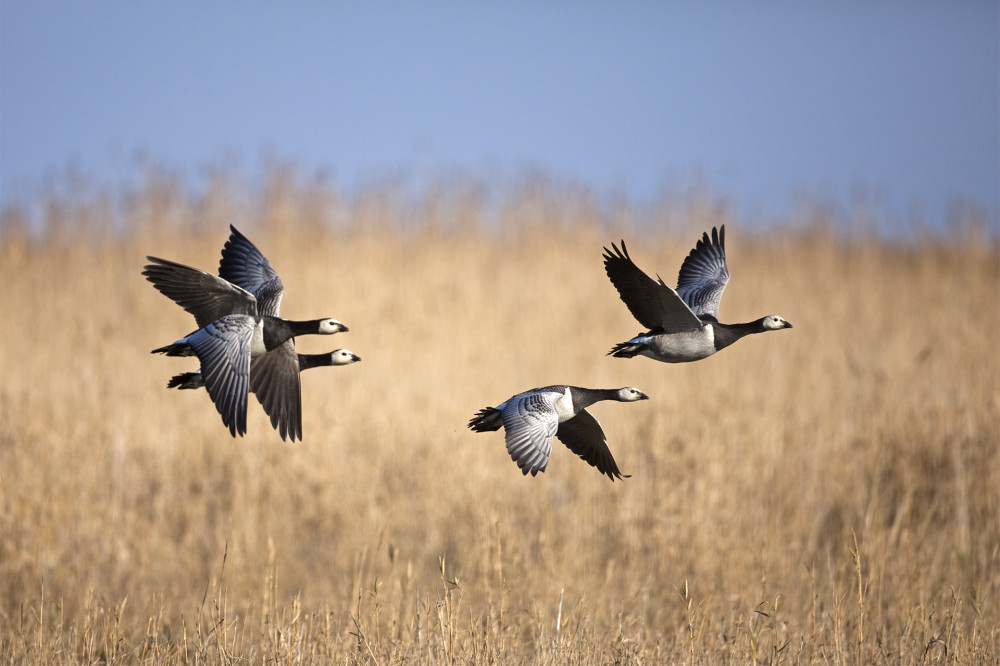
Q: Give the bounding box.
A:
[1,184,997,664]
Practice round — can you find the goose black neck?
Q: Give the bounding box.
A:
[568,387,622,413]
[297,353,331,371]
[262,317,325,351]
[712,319,769,351]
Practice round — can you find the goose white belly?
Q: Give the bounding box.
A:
[250,319,267,357]
[639,324,717,363]
[552,386,577,422]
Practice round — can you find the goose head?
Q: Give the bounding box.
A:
[761,315,792,330]
[318,318,349,334]
[328,349,361,365]
[617,387,650,402]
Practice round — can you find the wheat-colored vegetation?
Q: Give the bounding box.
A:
[1,173,998,664]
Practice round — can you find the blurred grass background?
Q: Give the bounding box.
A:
[1,169,997,663]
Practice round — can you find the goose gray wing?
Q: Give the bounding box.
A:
[500,391,559,476]
[184,314,254,437]
[218,225,285,317]
[676,226,729,319]
[603,241,702,333]
[249,339,302,442]
[143,256,258,328]
[555,409,628,481]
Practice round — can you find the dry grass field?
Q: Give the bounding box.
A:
[1,179,998,664]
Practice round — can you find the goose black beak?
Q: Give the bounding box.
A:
[784,321,793,329]
[338,323,350,333]
[351,353,361,362]
[639,392,650,400]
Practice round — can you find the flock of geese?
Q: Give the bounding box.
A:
[146,225,791,480]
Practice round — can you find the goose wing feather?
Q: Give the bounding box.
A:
[143,256,258,328]
[603,241,702,333]
[218,225,285,317]
[501,391,558,476]
[676,226,730,319]
[249,339,302,442]
[555,409,628,481]
[184,315,254,437]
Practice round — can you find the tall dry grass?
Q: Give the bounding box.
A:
[1,178,998,664]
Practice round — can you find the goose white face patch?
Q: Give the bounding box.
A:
[617,387,648,402]
[320,319,346,334]
[763,316,788,330]
[330,349,360,365]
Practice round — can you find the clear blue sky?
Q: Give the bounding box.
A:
[2,1,998,230]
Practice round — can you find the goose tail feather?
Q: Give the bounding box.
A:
[152,342,195,357]
[468,407,503,432]
[608,341,644,358]
[167,371,204,390]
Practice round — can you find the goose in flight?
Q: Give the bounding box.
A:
[603,225,791,363]
[166,349,361,389]
[468,385,648,481]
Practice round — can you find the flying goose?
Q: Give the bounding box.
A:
[166,349,361,389]
[143,256,346,355]
[603,225,791,363]
[144,231,346,438]
[468,385,648,481]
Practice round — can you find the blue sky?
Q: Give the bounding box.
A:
[2,1,997,230]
